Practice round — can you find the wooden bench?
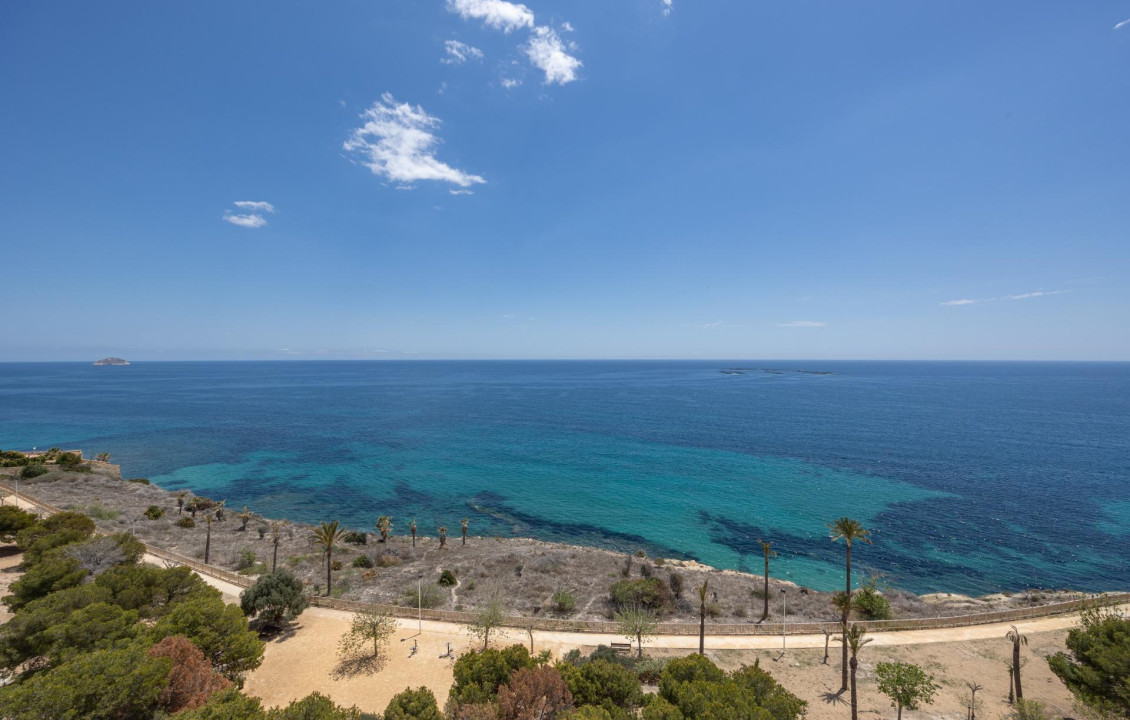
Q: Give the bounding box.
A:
[610,643,632,655]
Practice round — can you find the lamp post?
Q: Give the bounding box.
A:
[417,573,423,635]
[780,588,787,653]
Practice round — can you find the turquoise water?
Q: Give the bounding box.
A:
[1,361,1127,594]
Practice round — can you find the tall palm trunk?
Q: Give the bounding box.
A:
[762,553,770,621]
[205,516,212,564]
[272,538,279,573]
[841,542,851,690]
[1012,637,1022,699]
[849,654,859,720]
[699,599,706,655]
[325,546,333,596]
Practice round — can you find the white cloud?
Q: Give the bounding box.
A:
[1115,17,1130,30]
[223,213,268,229]
[1008,290,1070,300]
[449,189,474,195]
[777,321,825,327]
[524,26,582,85]
[661,0,673,16]
[941,289,1070,306]
[343,93,485,189]
[223,200,274,228]
[232,200,275,213]
[500,77,521,89]
[561,21,574,32]
[442,39,483,65]
[446,0,534,33]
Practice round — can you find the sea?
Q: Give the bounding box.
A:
[0,360,1126,595]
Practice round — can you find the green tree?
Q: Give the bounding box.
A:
[557,659,644,712]
[376,516,392,543]
[757,539,776,622]
[338,607,396,662]
[42,602,141,663]
[16,510,96,564]
[152,595,265,680]
[468,589,508,651]
[0,506,36,543]
[834,624,872,720]
[615,603,658,659]
[386,687,443,720]
[874,661,938,720]
[0,583,113,670]
[1048,605,1130,720]
[3,552,86,611]
[269,692,367,719]
[0,645,171,720]
[730,660,808,720]
[1006,624,1029,700]
[451,644,543,705]
[827,517,871,691]
[240,570,309,630]
[641,698,682,720]
[310,520,346,596]
[177,687,267,720]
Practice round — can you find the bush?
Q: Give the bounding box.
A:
[386,687,443,720]
[144,505,165,520]
[331,560,343,571]
[552,590,577,614]
[558,659,644,710]
[499,666,573,720]
[658,655,806,720]
[667,573,684,599]
[343,531,368,545]
[56,452,83,469]
[20,463,48,479]
[854,579,893,620]
[352,555,373,568]
[609,578,673,612]
[451,644,543,705]
[84,502,121,521]
[439,569,458,587]
[177,517,196,528]
[129,477,151,485]
[376,553,402,568]
[0,506,37,543]
[400,583,445,609]
[239,570,309,630]
[236,548,258,571]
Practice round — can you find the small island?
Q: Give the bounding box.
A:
[92,357,130,366]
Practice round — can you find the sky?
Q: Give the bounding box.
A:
[1,1,1128,361]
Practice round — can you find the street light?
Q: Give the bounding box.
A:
[417,573,424,635]
[780,588,787,653]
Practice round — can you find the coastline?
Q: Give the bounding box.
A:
[2,463,1119,629]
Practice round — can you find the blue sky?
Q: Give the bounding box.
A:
[1,1,1128,361]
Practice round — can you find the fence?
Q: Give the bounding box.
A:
[3,482,1127,636]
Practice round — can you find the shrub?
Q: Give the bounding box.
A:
[558,659,644,710]
[400,583,445,609]
[386,687,443,720]
[331,560,343,572]
[642,699,682,720]
[854,579,893,620]
[499,666,573,720]
[129,477,151,485]
[20,463,48,479]
[552,590,577,614]
[451,644,543,705]
[609,578,673,612]
[176,517,196,528]
[439,569,458,587]
[564,707,613,720]
[144,505,165,520]
[84,502,120,521]
[0,506,37,543]
[376,553,402,568]
[239,570,309,630]
[640,564,653,578]
[352,555,373,568]
[667,573,684,599]
[236,548,258,571]
[343,530,368,545]
[56,452,83,469]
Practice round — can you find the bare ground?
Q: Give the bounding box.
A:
[3,468,1098,626]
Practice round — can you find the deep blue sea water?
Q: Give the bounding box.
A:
[1,361,1127,595]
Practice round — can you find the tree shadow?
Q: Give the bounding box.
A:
[252,620,301,644]
[820,690,847,706]
[331,652,388,680]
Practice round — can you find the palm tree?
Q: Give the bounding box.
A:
[696,580,709,655]
[1006,625,1028,699]
[827,517,872,691]
[310,520,346,596]
[438,526,447,548]
[176,492,186,515]
[461,517,469,545]
[965,681,983,720]
[376,516,392,543]
[214,500,226,521]
[237,506,252,532]
[834,624,872,720]
[409,518,417,547]
[270,520,283,573]
[822,627,833,664]
[758,539,776,621]
[1007,663,1015,704]
[204,515,212,564]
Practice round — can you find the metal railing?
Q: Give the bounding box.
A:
[3,482,1126,636]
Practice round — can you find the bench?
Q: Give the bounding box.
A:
[610,643,632,655]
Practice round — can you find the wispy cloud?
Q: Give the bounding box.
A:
[500,77,521,89]
[223,200,275,228]
[1115,17,1130,30]
[661,0,673,16]
[446,0,534,33]
[442,39,483,65]
[940,289,1070,306]
[777,321,825,328]
[343,93,485,189]
[524,26,582,84]
[561,21,574,32]
[449,189,475,196]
